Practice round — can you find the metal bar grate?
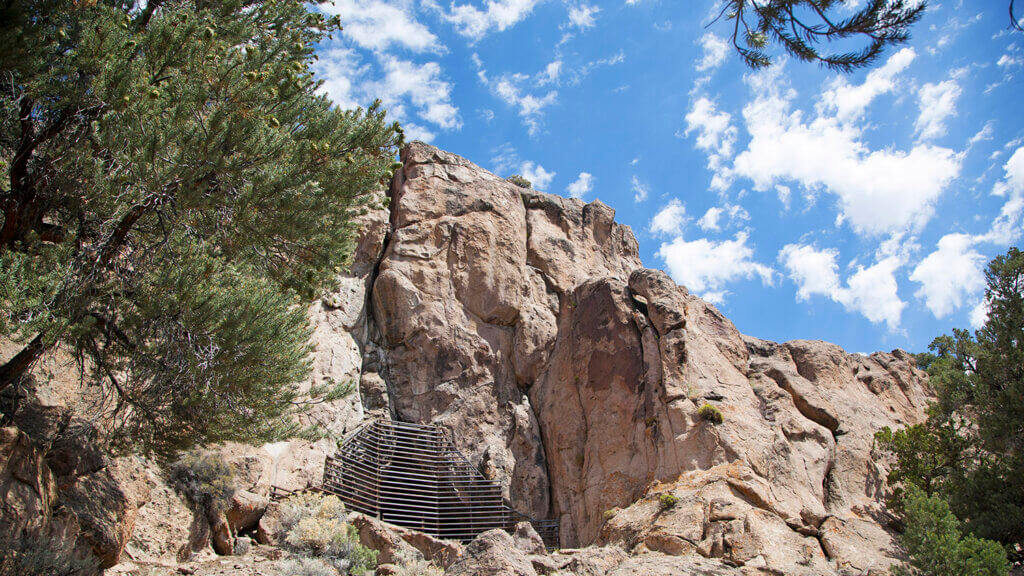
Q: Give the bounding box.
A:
[323,418,559,548]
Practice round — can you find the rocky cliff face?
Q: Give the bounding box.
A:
[0,142,932,575]
[364,143,931,573]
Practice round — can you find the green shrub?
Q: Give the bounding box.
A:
[659,493,680,510]
[891,486,1009,576]
[346,545,379,574]
[505,175,532,189]
[279,492,378,575]
[169,450,237,513]
[697,403,723,424]
[0,532,98,576]
[603,508,618,520]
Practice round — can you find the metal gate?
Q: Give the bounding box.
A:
[322,418,558,547]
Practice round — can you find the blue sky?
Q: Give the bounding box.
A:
[312,0,1024,354]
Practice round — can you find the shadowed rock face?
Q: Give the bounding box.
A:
[1,142,932,574]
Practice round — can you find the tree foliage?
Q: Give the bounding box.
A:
[716,0,1022,72]
[891,486,1010,576]
[0,0,402,456]
[877,247,1023,565]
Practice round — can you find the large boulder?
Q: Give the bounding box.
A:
[58,456,152,568]
[124,465,197,564]
[447,529,538,576]
[0,426,62,537]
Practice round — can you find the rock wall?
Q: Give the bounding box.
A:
[370,144,642,520]
[364,143,931,572]
[0,141,932,574]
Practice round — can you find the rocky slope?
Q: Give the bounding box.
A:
[0,142,932,575]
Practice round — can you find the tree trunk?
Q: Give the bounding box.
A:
[0,333,47,392]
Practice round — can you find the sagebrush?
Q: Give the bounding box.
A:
[169,450,236,513]
[279,492,378,575]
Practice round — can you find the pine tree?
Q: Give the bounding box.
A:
[0,0,402,456]
[878,247,1024,561]
[716,0,1021,73]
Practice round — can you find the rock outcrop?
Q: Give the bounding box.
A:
[365,143,931,573]
[0,141,932,574]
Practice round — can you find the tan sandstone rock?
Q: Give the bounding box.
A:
[447,529,538,576]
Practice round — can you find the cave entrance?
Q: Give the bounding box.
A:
[322,417,559,548]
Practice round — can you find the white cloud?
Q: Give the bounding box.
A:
[520,161,555,190]
[567,172,594,199]
[402,122,436,142]
[698,207,722,231]
[373,56,461,130]
[984,146,1024,244]
[323,0,441,53]
[684,96,737,190]
[649,199,687,237]
[732,61,962,237]
[842,256,906,331]
[446,0,541,40]
[490,143,520,174]
[315,46,367,110]
[315,48,460,135]
[775,184,791,209]
[494,77,558,134]
[540,60,562,85]
[897,146,1024,322]
[474,55,558,135]
[696,32,729,72]
[685,97,736,154]
[916,79,962,141]
[631,175,648,202]
[910,234,986,318]
[697,203,748,231]
[997,53,1023,68]
[565,50,626,86]
[820,47,915,123]
[779,244,906,330]
[778,244,842,302]
[657,232,773,303]
[970,300,989,329]
[568,4,600,29]
[967,122,995,150]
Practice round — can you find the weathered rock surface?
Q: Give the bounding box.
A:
[124,466,197,564]
[367,143,931,573]
[371,143,641,520]
[1,142,933,574]
[0,426,64,538]
[447,529,538,576]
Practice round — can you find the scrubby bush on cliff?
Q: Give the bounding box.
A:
[169,450,237,513]
[697,403,724,424]
[278,492,377,575]
[0,0,402,457]
[659,493,680,510]
[505,175,532,189]
[891,486,1009,576]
